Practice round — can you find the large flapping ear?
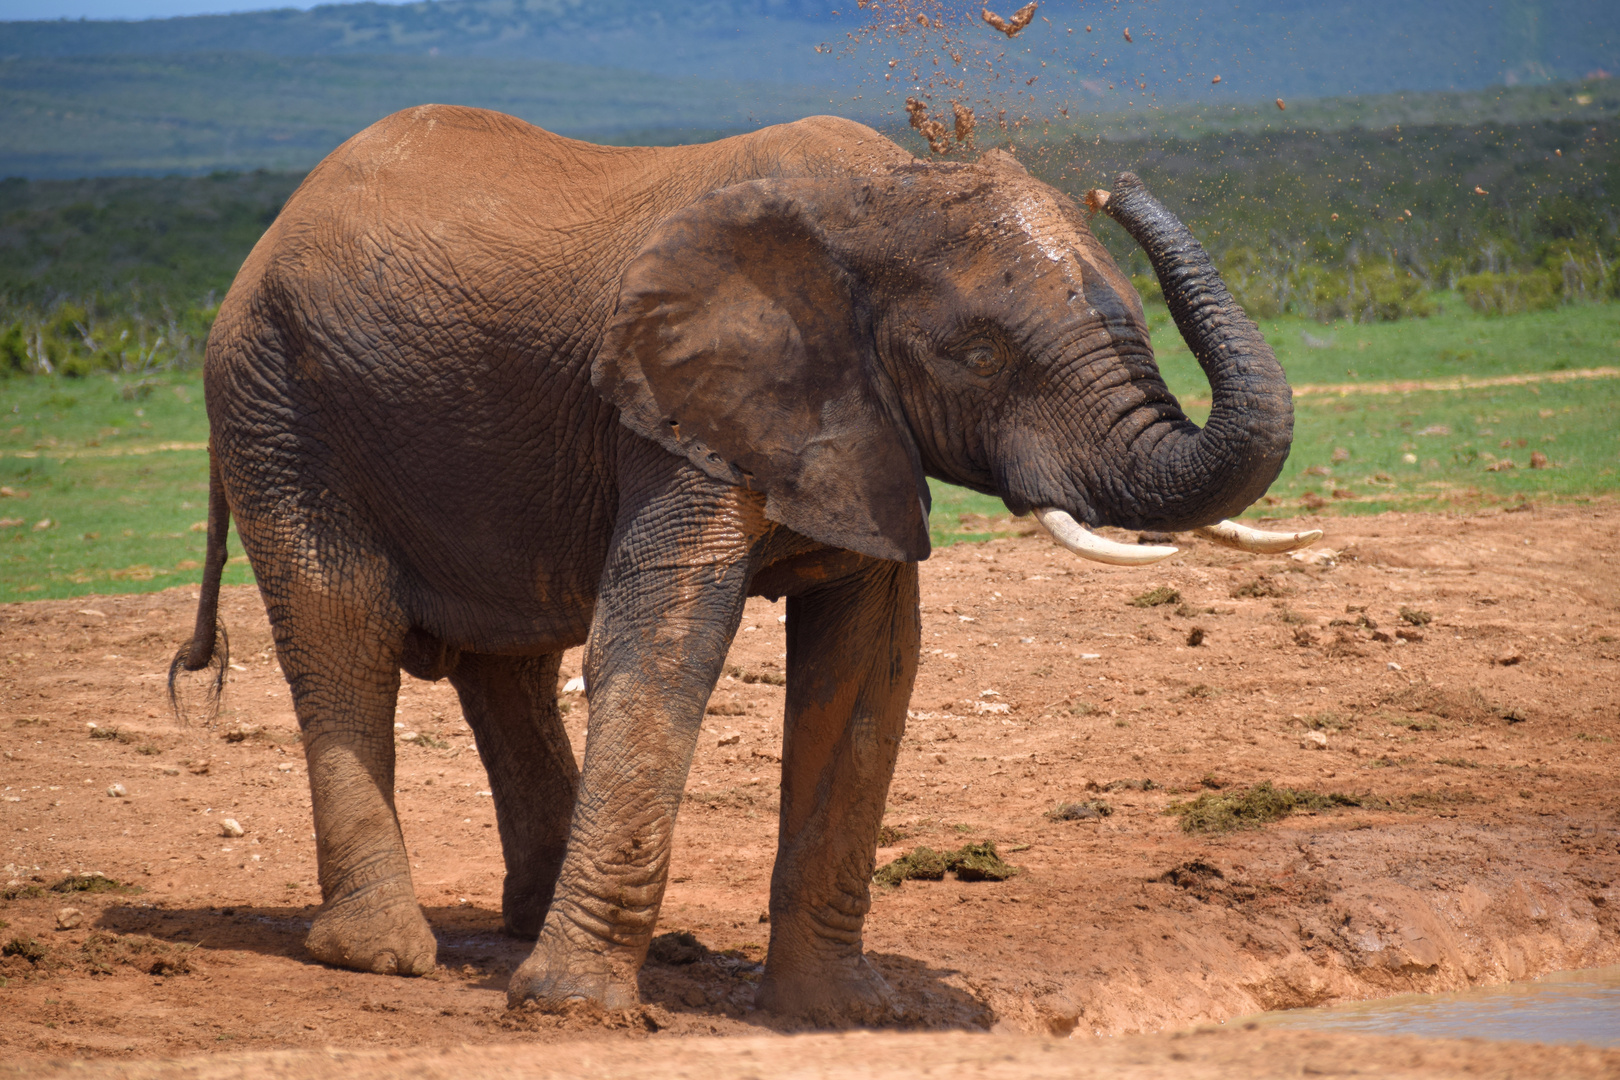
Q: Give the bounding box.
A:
[594,179,931,563]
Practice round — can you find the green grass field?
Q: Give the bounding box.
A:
[2,299,1616,601]
[0,375,254,602]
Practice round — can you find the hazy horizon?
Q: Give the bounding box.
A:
[0,0,409,19]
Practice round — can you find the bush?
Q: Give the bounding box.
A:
[1457,270,1562,315]
[0,298,211,379]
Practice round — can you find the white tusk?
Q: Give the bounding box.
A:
[1194,519,1324,554]
[1034,507,1179,566]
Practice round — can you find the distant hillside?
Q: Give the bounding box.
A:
[0,53,845,178]
[5,78,1613,323]
[2,0,851,85]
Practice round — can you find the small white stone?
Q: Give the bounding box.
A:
[1388,661,1403,671]
[219,818,245,838]
[107,783,127,798]
[563,676,586,693]
[276,763,294,772]
[56,907,84,930]
[401,731,419,742]
[1300,731,1328,750]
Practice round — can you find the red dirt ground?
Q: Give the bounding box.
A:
[1,504,1616,1069]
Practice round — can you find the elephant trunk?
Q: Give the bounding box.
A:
[1089,171,1294,530]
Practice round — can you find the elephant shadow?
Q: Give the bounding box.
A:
[94,900,528,985]
[95,904,992,1030]
[97,900,316,964]
[636,938,993,1031]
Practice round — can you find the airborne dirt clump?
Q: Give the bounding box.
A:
[980,2,1038,38]
[0,505,1616,1057]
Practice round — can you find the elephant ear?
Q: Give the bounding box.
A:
[594,179,931,562]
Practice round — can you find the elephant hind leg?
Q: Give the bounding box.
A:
[449,652,580,939]
[262,577,437,977]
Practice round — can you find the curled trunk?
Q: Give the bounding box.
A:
[1096,172,1294,529]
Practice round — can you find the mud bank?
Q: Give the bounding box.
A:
[1,506,1616,1055]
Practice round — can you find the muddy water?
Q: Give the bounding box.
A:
[1247,967,1620,1047]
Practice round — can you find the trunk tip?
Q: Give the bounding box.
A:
[1084,188,1110,213]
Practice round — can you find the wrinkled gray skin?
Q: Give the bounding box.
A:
[176,106,1292,1022]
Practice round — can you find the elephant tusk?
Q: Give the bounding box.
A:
[1193,519,1323,554]
[1035,507,1179,566]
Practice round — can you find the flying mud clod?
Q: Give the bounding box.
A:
[981,2,1037,37]
[952,101,976,143]
[907,98,975,155]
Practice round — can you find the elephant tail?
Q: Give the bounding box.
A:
[168,452,230,725]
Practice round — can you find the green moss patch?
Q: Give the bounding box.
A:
[874,842,1018,886]
[50,872,138,896]
[1165,782,1361,834]
[81,932,194,976]
[2,936,47,963]
[1047,800,1113,821]
[1230,575,1294,599]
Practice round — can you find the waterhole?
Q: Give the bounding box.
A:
[1247,966,1620,1047]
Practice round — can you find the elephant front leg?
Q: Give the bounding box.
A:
[507,473,762,1009]
[756,557,919,1020]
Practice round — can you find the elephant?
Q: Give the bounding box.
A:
[173,104,1318,1021]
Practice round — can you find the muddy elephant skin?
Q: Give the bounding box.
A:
[177,105,1294,1020]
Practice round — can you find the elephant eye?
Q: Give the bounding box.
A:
[955,339,1006,378]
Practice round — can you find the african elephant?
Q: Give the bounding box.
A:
[174,105,1317,1020]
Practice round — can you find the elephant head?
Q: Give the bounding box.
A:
[595,154,1318,564]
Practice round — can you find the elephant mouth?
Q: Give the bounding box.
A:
[1033,506,1322,566]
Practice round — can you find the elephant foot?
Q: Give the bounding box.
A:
[306,886,437,976]
[755,952,897,1024]
[506,922,640,1011]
